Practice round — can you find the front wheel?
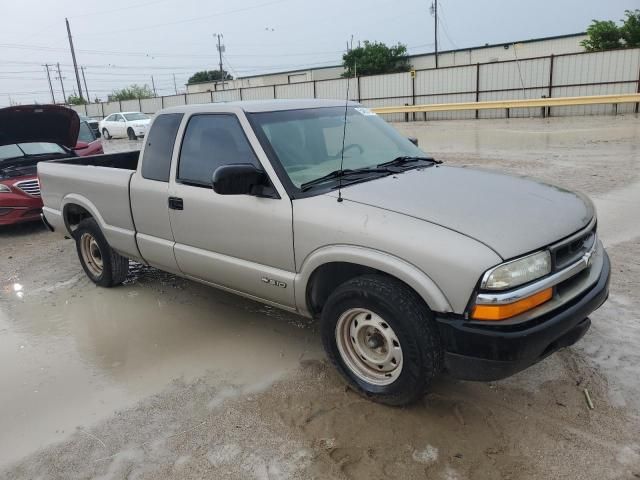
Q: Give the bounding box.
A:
[102,128,111,140]
[74,218,129,287]
[127,128,137,140]
[321,274,443,406]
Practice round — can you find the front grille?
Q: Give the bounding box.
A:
[550,221,597,271]
[14,179,41,197]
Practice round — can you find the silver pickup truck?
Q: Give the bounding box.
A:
[39,100,610,405]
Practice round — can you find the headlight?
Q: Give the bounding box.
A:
[0,184,11,193]
[481,250,551,290]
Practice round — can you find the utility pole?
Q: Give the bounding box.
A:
[151,75,157,96]
[81,66,90,102]
[214,33,225,89]
[431,0,439,68]
[56,63,67,103]
[173,73,178,95]
[44,64,56,104]
[65,18,84,101]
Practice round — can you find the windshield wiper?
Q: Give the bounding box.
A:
[300,167,392,191]
[377,156,441,168]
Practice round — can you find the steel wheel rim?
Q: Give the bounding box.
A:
[80,233,104,277]
[335,308,403,386]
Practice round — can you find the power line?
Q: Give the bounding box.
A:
[67,0,172,19]
[73,0,293,38]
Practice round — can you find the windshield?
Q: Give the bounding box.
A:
[123,113,149,121]
[249,106,426,189]
[0,142,66,161]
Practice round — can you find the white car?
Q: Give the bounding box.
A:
[99,112,151,140]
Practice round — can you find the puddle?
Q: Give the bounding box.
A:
[0,271,321,467]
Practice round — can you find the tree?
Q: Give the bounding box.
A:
[66,95,86,105]
[108,84,154,101]
[187,70,233,84]
[342,41,411,77]
[621,9,640,48]
[580,20,623,51]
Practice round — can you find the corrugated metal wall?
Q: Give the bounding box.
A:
[71,48,640,122]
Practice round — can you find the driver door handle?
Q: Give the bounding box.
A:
[168,197,183,210]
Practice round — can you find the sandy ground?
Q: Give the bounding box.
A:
[1,115,639,479]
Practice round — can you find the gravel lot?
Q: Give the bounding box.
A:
[1,115,639,479]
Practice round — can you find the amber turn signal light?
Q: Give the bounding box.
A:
[471,288,553,321]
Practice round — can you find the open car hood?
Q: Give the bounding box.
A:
[0,105,80,148]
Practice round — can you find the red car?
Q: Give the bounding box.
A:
[0,105,101,226]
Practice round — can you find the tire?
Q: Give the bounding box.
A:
[74,218,129,287]
[127,128,137,140]
[321,274,443,406]
[102,128,111,140]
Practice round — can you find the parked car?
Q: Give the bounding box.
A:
[79,115,100,137]
[0,105,99,226]
[99,112,150,140]
[39,100,610,405]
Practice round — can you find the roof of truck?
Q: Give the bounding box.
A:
[160,99,359,115]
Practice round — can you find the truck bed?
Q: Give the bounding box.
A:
[50,150,140,170]
[38,150,142,260]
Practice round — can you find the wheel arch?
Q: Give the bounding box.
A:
[295,245,453,317]
[61,194,107,236]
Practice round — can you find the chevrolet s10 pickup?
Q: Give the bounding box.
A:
[39,99,610,405]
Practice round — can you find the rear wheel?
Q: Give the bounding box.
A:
[102,128,111,140]
[127,128,137,140]
[321,274,443,406]
[74,218,129,287]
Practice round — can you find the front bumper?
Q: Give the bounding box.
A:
[0,187,43,226]
[0,206,42,225]
[436,251,610,381]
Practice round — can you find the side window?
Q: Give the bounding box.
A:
[116,114,125,122]
[177,114,259,187]
[78,122,95,143]
[105,114,114,122]
[141,113,184,182]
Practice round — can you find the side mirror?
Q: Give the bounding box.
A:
[212,164,268,195]
[74,141,90,150]
[408,136,419,147]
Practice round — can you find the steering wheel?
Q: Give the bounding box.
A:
[333,143,364,159]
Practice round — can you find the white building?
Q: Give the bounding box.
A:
[187,33,587,93]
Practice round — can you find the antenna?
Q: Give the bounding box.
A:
[336,76,350,203]
[337,48,356,203]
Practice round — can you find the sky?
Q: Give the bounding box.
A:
[0,0,637,106]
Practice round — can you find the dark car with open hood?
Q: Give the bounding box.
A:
[0,104,97,226]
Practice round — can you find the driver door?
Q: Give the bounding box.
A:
[168,113,296,308]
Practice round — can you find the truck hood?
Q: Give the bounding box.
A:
[0,105,80,148]
[337,165,594,260]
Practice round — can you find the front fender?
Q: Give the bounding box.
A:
[294,244,453,317]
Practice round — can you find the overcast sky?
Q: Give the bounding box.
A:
[1,0,637,106]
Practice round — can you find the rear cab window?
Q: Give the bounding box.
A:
[141,113,184,182]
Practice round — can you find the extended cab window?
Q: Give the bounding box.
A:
[177,114,259,187]
[141,113,183,182]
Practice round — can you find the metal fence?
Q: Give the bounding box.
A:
[70,48,640,122]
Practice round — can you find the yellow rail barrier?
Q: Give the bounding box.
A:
[370,93,640,114]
